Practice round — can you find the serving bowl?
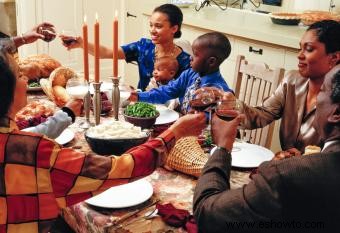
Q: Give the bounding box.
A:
[85,131,150,155]
[123,110,160,129]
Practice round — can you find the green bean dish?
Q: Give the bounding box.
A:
[125,102,159,118]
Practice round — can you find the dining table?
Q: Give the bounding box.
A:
[27,91,253,233]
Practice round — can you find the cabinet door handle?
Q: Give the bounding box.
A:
[127,12,137,18]
[249,46,263,55]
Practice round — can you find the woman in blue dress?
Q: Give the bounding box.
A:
[62,4,191,91]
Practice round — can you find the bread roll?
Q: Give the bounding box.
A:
[50,67,77,87]
[52,85,70,107]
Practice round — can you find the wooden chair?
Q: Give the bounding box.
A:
[233,55,285,149]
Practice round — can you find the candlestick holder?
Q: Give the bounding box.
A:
[92,82,102,125]
[111,76,120,121]
[82,87,92,128]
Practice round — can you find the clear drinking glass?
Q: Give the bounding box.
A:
[66,77,88,100]
[66,77,89,128]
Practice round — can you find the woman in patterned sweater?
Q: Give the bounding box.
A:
[0,49,206,233]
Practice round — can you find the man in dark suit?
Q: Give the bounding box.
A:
[193,65,340,233]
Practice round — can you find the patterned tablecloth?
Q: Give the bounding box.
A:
[28,92,251,233]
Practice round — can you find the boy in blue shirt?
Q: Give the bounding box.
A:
[129,32,233,114]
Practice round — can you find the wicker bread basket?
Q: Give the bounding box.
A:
[164,136,208,178]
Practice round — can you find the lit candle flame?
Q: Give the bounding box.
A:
[84,15,87,24]
[95,12,98,22]
[115,10,118,18]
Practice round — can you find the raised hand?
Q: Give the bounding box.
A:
[22,22,56,44]
[59,34,83,50]
[211,113,245,151]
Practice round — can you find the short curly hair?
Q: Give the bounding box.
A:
[331,70,340,103]
[195,32,231,65]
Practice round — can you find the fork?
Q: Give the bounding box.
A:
[104,199,159,232]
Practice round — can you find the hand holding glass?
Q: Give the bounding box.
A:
[189,84,223,112]
[60,30,78,47]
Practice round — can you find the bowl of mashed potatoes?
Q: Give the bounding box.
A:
[85,120,150,155]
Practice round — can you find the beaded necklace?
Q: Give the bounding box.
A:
[154,44,178,61]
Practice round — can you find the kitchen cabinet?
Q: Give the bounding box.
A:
[16,0,121,78]
[120,0,145,87]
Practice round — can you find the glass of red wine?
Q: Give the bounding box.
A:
[189,84,222,112]
[60,30,78,61]
[216,98,242,121]
[38,26,56,54]
[216,98,244,151]
[189,83,223,144]
[60,30,78,46]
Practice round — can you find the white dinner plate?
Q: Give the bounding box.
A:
[55,128,75,145]
[231,142,274,168]
[154,105,179,125]
[85,179,153,208]
[211,142,274,168]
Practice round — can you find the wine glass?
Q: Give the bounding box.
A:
[216,98,244,151]
[38,26,56,54]
[189,84,223,112]
[60,30,78,62]
[189,83,223,146]
[216,98,242,121]
[66,77,89,128]
[60,30,78,46]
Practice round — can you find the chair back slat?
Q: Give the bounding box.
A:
[233,55,285,148]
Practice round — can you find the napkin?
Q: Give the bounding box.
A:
[156,203,198,233]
